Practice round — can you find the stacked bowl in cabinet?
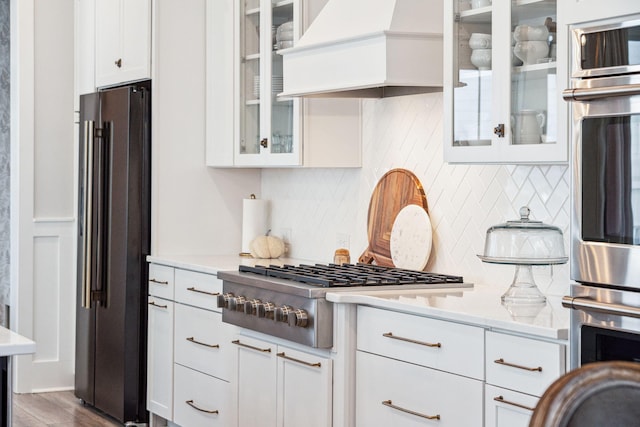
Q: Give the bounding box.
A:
[513,25,549,65]
[469,33,492,70]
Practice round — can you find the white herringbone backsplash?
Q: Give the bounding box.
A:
[262,92,571,296]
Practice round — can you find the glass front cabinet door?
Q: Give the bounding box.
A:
[444,0,567,164]
[238,0,300,166]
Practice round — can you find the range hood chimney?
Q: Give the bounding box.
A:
[280,0,443,98]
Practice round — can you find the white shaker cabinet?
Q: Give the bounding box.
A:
[233,335,333,427]
[146,263,175,421]
[484,330,565,427]
[559,1,640,25]
[206,0,361,168]
[146,263,236,427]
[355,306,484,426]
[443,0,568,163]
[95,0,151,88]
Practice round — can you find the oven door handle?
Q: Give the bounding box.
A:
[562,83,640,102]
[562,296,640,318]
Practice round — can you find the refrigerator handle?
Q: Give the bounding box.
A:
[94,122,110,307]
[81,120,94,309]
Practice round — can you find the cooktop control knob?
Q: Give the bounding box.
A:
[288,309,309,328]
[244,299,262,315]
[228,295,246,312]
[274,305,293,323]
[257,302,276,319]
[216,293,234,309]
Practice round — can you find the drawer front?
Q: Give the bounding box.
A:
[356,351,483,427]
[173,364,231,427]
[174,304,234,381]
[485,384,538,427]
[357,305,484,379]
[148,264,174,300]
[175,269,221,310]
[486,331,565,397]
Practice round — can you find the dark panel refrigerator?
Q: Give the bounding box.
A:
[75,81,151,425]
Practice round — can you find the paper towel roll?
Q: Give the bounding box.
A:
[241,197,269,255]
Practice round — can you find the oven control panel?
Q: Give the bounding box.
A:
[219,282,333,348]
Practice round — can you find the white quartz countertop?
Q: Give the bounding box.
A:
[326,285,569,340]
[147,254,569,341]
[0,327,36,357]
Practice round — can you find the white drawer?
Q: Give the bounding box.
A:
[485,384,538,427]
[356,351,483,427]
[173,364,231,427]
[175,269,221,310]
[486,331,565,397]
[148,264,174,300]
[174,304,234,381]
[357,305,484,380]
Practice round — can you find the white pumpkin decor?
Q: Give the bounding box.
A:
[249,235,286,259]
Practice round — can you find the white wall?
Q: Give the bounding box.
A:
[151,0,261,256]
[263,93,570,296]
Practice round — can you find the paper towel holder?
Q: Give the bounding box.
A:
[240,194,264,257]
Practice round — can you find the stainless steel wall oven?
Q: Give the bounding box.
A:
[563,15,640,369]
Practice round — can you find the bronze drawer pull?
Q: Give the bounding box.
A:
[149,278,168,285]
[232,339,271,353]
[381,400,440,420]
[494,358,542,372]
[493,395,535,411]
[186,337,219,348]
[148,301,167,309]
[277,352,321,368]
[187,286,220,296]
[383,332,441,348]
[185,399,219,414]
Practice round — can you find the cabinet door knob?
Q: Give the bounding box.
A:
[260,138,268,148]
[115,58,122,68]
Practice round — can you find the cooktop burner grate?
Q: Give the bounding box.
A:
[238,263,463,288]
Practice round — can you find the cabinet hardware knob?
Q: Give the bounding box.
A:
[382,332,441,348]
[277,352,321,368]
[148,301,167,309]
[260,138,268,148]
[494,123,505,137]
[186,337,220,349]
[115,58,122,68]
[381,400,440,420]
[186,286,220,297]
[185,399,219,414]
[493,395,535,411]
[232,339,271,353]
[494,358,542,372]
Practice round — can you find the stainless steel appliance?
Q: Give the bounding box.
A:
[217,264,470,348]
[75,81,151,424]
[562,16,640,369]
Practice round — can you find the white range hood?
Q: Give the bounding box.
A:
[280,0,443,98]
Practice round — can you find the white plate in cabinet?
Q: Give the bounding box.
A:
[485,384,538,427]
[486,331,565,397]
[148,264,174,300]
[173,364,230,427]
[174,304,233,381]
[356,351,483,427]
[174,269,222,310]
[357,306,484,380]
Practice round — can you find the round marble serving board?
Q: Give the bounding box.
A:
[390,204,432,270]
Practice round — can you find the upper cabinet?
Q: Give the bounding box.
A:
[94,0,151,88]
[206,0,361,168]
[443,0,568,164]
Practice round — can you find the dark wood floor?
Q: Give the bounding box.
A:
[12,391,121,427]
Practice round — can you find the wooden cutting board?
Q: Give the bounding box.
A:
[359,169,428,267]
